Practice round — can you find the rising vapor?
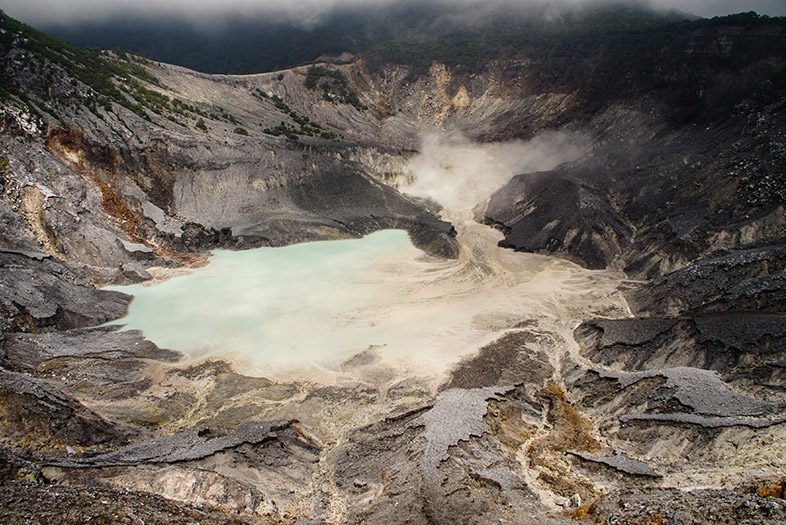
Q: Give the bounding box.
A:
[402,130,590,212]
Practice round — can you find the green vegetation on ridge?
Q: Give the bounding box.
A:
[253,89,337,140]
[0,12,159,119]
[0,11,244,129]
[304,66,366,111]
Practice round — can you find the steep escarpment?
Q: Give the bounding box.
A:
[480,18,786,274]
[0,11,460,284]
[1,9,786,525]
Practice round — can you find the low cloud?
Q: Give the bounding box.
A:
[654,0,785,17]
[3,0,784,26]
[401,130,590,212]
[6,0,388,25]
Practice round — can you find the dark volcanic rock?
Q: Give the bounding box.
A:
[484,98,786,278]
[0,367,125,448]
[334,386,563,524]
[576,314,786,388]
[630,244,786,315]
[570,451,661,478]
[177,222,269,251]
[0,327,180,402]
[290,164,459,258]
[0,480,257,525]
[443,331,553,389]
[63,420,312,467]
[591,486,786,525]
[0,252,130,332]
[39,419,322,519]
[570,364,786,433]
[0,327,178,373]
[483,169,633,269]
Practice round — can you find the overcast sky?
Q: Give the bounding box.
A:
[2,0,784,26]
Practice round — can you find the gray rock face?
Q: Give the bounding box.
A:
[1,327,178,373]
[63,420,311,467]
[284,161,458,257]
[0,367,125,447]
[334,386,555,525]
[483,167,634,269]
[482,101,786,280]
[576,314,786,384]
[631,244,786,315]
[570,451,660,478]
[0,252,131,331]
[595,366,781,420]
[420,387,514,473]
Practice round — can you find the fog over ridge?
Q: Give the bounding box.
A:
[2,0,784,26]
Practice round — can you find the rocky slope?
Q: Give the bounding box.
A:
[1,10,785,525]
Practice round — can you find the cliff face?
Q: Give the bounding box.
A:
[1,11,786,525]
[0,25,462,272]
[482,104,786,274]
[475,16,786,272]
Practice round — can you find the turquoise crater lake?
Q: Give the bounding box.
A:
[106,225,626,384]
